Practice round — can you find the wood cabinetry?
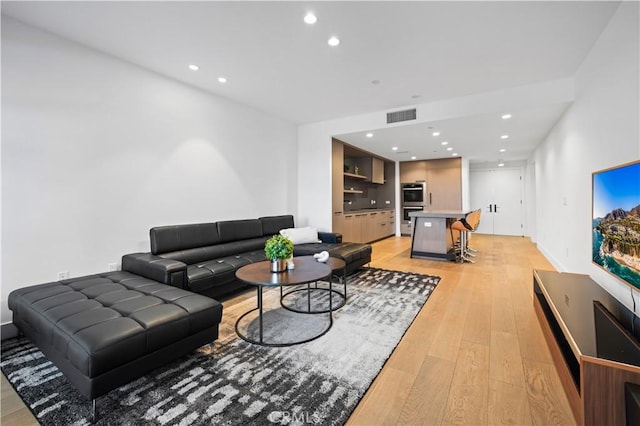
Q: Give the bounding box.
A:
[400,158,462,210]
[400,160,427,183]
[342,213,362,243]
[332,139,344,212]
[371,157,384,184]
[426,158,462,210]
[332,140,344,233]
[533,270,640,426]
[340,210,395,243]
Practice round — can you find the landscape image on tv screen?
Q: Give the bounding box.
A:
[592,160,640,290]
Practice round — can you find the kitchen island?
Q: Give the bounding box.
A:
[409,210,470,260]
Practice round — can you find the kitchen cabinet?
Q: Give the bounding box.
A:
[400,158,462,210]
[352,156,384,184]
[342,213,361,243]
[341,210,395,243]
[425,158,462,210]
[333,212,344,237]
[333,138,396,235]
[400,160,427,183]
[372,157,384,184]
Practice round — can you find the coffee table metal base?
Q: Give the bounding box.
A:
[235,284,333,347]
[280,283,345,314]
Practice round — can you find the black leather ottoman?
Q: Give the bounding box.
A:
[295,242,372,275]
[8,271,222,406]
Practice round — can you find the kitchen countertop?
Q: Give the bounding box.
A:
[408,210,469,218]
[344,208,395,214]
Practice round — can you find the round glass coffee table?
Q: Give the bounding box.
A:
[235,256,333,347]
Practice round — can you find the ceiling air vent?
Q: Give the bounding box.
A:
[387,108,417,124]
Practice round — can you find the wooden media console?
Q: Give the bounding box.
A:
[533,269,640,425]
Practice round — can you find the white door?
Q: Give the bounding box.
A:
[470,168,524,236]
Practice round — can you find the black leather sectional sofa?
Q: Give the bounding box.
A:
[6,214,370,412]
[122,215,372,299]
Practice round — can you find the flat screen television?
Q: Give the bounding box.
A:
[592,160,640,290]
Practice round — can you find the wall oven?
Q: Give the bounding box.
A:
[401,182,427,235]
[402,182,427,205]
[402,205,425,221]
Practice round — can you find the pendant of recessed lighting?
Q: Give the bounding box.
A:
[304,12,317,24]
[303,13,340,47]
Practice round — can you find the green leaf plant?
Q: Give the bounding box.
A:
[264,234,294,260]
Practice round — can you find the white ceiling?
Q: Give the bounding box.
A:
[1,1,620,164]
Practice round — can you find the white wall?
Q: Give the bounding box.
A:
[534,2,640,313]
[1,17,298,324]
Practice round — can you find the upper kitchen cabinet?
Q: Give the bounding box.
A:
[400,157,462,210]
[371,157,384,184]
[426,158,462,210]
[400,160,427,183]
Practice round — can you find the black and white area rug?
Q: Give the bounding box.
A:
[1,268,440,425]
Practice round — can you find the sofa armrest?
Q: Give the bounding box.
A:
[121,253,187,289]
[318,232,342,244]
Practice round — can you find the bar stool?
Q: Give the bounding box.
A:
[465,209,482,255]
[451,214,474,263]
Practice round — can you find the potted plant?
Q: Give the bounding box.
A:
[264,234,294,272]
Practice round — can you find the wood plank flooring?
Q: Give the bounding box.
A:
[1,234,576,425]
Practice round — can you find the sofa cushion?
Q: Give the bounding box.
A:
[222,237,269,255]
[260,215,295,236]
[151,223,219,254]
[159,244,227,265]
[217,219,264,243]
[186,262,235,293]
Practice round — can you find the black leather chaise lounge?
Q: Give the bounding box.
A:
[8,271,222,417]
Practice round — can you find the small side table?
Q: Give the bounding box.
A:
[280,257,347,313]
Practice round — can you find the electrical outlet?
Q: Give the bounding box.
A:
[57,271,69,281]
[108,263,119,272]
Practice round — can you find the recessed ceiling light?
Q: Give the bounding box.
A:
[366,133,374,138]
[441,141,448,146]
[432,132,440,137]
[499,148,506,153]
[446,147,453,151]
[498,161,505,167]
[392,146,398,151]
[188,64,199,71]
[501,134,509,139]
[218,77,227,83]
[304,13,317,24]
[502,114,512,119]
[411,156,417,160]
[328,36,340,47]
[452,152,458,156]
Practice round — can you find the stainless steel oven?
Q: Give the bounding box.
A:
[402,205,425,221]
[402,182,426,205]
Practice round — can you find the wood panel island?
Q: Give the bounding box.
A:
[409,210,470,260]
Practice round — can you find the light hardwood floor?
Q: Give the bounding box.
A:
[1,235,575,425]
